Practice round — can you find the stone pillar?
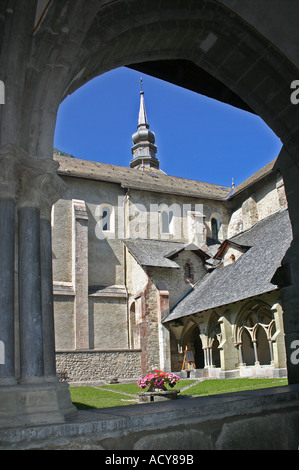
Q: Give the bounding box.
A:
[237,343,245,366]
[40,213,57,379]
[274,148,299,384]
[18,203,44,383]
[271,303,287,369]
[0,148,77,428]
[0,150,18,385]
[204,348,209,367]
[252,340,260,366]
[40,178,65,381]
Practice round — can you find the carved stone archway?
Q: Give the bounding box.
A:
[1,0,299,427]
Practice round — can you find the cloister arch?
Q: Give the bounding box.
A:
[182,324,204,370]
[234,300,277,367]
[1,0,299,427]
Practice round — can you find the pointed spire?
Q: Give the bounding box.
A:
[130,79,159,170]
[138,91,148,127]
[138,78,148,127]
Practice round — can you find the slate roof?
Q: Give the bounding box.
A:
[54,154,231,200]
[54,153,278,202]
[123,239,186,268]
[164,209,292,322]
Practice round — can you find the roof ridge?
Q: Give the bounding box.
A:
[53,153,231,191]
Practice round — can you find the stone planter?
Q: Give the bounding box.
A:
[138,388,180,403]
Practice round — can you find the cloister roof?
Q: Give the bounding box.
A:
[164,209,292,322]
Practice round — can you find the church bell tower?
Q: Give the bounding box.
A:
[130,79,159,170]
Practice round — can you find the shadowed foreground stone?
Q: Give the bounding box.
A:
[0,385,299,450]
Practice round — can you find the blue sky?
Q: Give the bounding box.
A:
[54,66,282,188]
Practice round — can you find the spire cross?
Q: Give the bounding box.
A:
[140,77,143,92]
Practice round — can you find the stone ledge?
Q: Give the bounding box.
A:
[1,384,299,449]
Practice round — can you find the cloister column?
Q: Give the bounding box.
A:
[17,158,60,383]
[252,340,260,366]
[0,150,76,428]
[0,147,18,385]
[40,176,66,381]
[18,180,44,384]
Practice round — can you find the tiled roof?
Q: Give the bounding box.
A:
[164,209,292,322]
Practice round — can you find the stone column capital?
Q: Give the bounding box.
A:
[0,145,66,211]
[0,145,25,200]
[17,153,66,215]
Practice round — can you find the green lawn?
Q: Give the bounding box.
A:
[70,378,288,410]
[70,386,136,409]
[179,378,288,396]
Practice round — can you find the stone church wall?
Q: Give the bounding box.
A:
[228,172,287,237]
[56,350,141,382]
[127,189,230,243]
[50,164,288,382]
[89,297,128,349]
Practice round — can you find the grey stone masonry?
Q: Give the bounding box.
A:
[56,350,142,383]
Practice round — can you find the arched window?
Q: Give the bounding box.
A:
[95,203,115,239]
[184,260,194,283]
[210,213,222,240]
[102,207,110,231]
[161,210,174,234]
[211,217,218,239]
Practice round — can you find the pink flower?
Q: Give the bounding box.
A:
[137,370,180,390]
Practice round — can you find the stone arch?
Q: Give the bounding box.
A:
[256,325,271,366]
[16,0,298,164]
[2,1,299,426]
[241,328,255,366]
[182,323,204,369]
[235,300,276,367]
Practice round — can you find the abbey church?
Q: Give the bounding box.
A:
[52,89,291,383]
